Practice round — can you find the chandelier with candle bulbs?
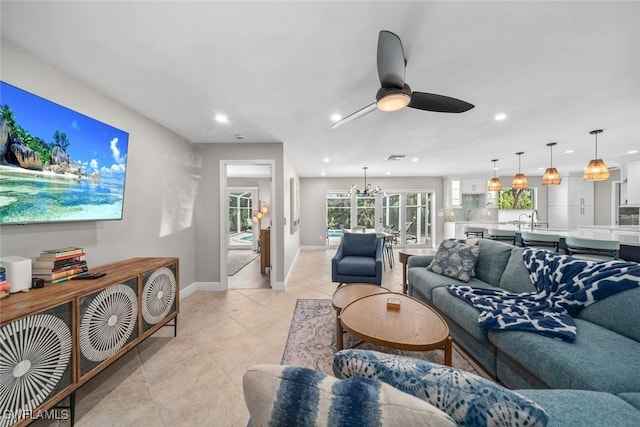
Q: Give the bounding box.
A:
[348,166,383,196]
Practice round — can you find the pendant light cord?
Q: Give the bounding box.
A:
[518,153,522,173]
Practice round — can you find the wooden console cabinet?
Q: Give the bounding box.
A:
[259,228,270,274]
[0,257,179,427]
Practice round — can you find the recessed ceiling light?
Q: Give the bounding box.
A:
[321,172,326,176]
[411,157,418,162]
[628,150,638,154]
[538,167,544,170]
[330,114,342,122]
[323,157,330,163]
[386,171,391,176]
[215,114,229,124]
[494,113,507,121]
[565,149,574,154]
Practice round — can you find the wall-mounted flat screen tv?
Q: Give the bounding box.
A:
[0,81,129,225]
[498,188,534,210]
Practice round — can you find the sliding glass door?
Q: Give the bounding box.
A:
[228,189,256,249]
[326,190,434,247]
[326,192,351,245]
[405,192,433,246]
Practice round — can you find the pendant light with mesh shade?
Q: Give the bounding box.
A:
[583,129,610,181]
[488,159,502,191]
[511,152,528,189]
[542,142,562,185]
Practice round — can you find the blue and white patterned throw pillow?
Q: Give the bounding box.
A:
[243,364,456,427]
[427,239,480,282]
[333,350,549,427]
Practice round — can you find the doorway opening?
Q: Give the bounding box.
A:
[221,161,275,290]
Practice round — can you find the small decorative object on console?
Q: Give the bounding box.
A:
[0,264,8,298]
[387,297,401,310]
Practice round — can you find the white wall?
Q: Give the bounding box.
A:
[0,41,196,288]
[282,151,300,280]
[299,176,444,247]
[595,168,619,225]
[192,143,294,286]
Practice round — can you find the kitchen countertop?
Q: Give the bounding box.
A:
[578,225,640,232]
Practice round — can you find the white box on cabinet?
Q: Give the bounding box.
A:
[1,256,32,293]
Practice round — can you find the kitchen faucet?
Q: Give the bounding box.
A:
[531,209,538,230]
[518,213,531,231]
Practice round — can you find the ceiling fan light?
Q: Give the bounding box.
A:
[488,177,502,191]
[512,174,528,189]
[583,159,610,181]
[542,167,562,185]
[377,92,411,112]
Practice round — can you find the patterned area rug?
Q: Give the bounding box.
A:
[227,251,259,276]
[282,298,487,377]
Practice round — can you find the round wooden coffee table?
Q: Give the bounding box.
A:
[340,292,453,365]
[332,284,389,351]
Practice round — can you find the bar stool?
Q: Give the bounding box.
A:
[463,226,485,238]
[565,237,619,261]
[486,228,516,245]
[521,231,560,252]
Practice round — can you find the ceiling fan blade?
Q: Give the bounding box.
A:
[408,92,475,113]
[377,30,406,88]
[330,102,377,129]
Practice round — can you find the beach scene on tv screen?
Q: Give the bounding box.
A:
[0,81,129,224]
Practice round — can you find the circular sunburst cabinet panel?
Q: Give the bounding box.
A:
[141,264,177,332]
[0,304,72,427]
[79,279,138,376]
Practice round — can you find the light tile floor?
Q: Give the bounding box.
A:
[34,249,408,427]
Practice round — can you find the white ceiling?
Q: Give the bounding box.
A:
[2,1,639,179]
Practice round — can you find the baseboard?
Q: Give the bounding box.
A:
[282,247,301,289]
[180,281,222,299]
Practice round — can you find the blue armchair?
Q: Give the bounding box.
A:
[331,232,383,286]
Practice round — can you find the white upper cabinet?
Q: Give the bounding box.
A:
[626,161,640,205]
[547,175,594,229]
[567,176,594,206]
[461,179,487,194]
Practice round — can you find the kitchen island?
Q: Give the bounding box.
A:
[444,222,640,262]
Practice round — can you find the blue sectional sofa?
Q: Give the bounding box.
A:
[407,238,640,417]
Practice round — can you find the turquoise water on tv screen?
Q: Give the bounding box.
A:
[0,168,125,224]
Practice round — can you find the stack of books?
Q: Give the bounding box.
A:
[32,247,88,284]
[0,264,8,298]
